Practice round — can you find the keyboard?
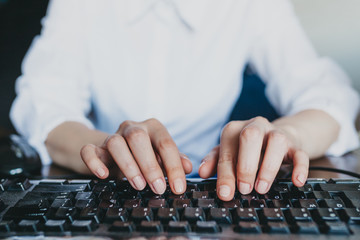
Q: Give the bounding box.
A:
[1,178,360,239]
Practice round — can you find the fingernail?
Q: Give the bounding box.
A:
[219,185,231,198]
[239,182,251,194]
[180,153,190,161]
[132,176,146,190]
[96,168,106,178]
[174,178,184,193]
[152,178,166,194]
[256,180,269,193]
[297,174,306,184]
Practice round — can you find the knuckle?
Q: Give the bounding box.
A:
[145,118,160,125]
[158,138,176,151]
[106,134,123,149]
[240,126,261,142]
[119,120,134,130]
[124,127,147,143]
[269,131,287,144]
[222,121,238,135]
[252,116,269,125]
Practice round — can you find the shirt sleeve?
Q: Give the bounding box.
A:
[10,0,94,165]
[248,0,360,156]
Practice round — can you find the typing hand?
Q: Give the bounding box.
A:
[199,116,309,201]
[80,118,192,195]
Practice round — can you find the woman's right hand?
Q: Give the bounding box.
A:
[80,118,192,195]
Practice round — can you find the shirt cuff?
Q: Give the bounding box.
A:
[27,116,95,165]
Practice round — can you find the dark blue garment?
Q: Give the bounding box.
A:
[228,68,279,122]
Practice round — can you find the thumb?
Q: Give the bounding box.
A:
[198,145,219,178]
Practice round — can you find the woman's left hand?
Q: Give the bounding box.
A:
[199,116,309,201]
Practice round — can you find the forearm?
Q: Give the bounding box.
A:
[45,121,109,174]
[272,109,340,159]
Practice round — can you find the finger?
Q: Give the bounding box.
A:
[180,153,193,174]
[291,150,309,187]
[237,118,267,194]
[198,146,219,178]
[146,119,186,195]
[80,144,109,179]
[105,134,147,190]
[255,130,288,194]
[217,122,243,201]
[123,126,167,194]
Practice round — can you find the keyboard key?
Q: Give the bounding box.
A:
[220,199,242,209]
[50,198,73,209]
[71,220,97,232]
[79,207,103,223]
[172,199,192,209]
[104,207,128,223]
[294,221,319,234]
[0,220,15,232]
[235,208,258,221]
[130,207,153,223]
[54,207,77,222]
[272,184,290,193]
[296,184,314,193]
[315,208,339,221]
[4,207,49,222]
[250,199,267,208]
[311,191,332,199]
[98,199,117,209]
[266,222,290,233]
[168,221,191,233]
[17,219,40,232]
[75,192,94,200]
[192,191,209,199]
[183,207,205,223]
[44,219,67,232]
[289,208,312,221]
[197,198,216,208]
[137,221,163,232]
[32,184,88,193]
[75,199,96,209]
[343,208,360,223]
[109,221,134,232]
[319,199,345,209]
[324,221,350,235]
[271,199,292,209]
[123,199,142,208]
[15,198,50,209]
[147,199,167,208]
[157,208,179,223]
[236,222,261,233]
[7,179,32,191]
[262,208,285,221]
[195,221,220,233]
[209,208,232,224]
[298,199,319,209]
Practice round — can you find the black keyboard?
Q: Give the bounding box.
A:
[1,178,360,239]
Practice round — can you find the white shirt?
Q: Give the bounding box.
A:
[10,0,360,174]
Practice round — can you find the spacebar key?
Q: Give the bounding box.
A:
[32,184,88,192]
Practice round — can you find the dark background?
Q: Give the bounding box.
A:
[0,0,278,138]
[0,0,49,135]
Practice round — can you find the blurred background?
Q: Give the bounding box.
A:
[0,0,359,136]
